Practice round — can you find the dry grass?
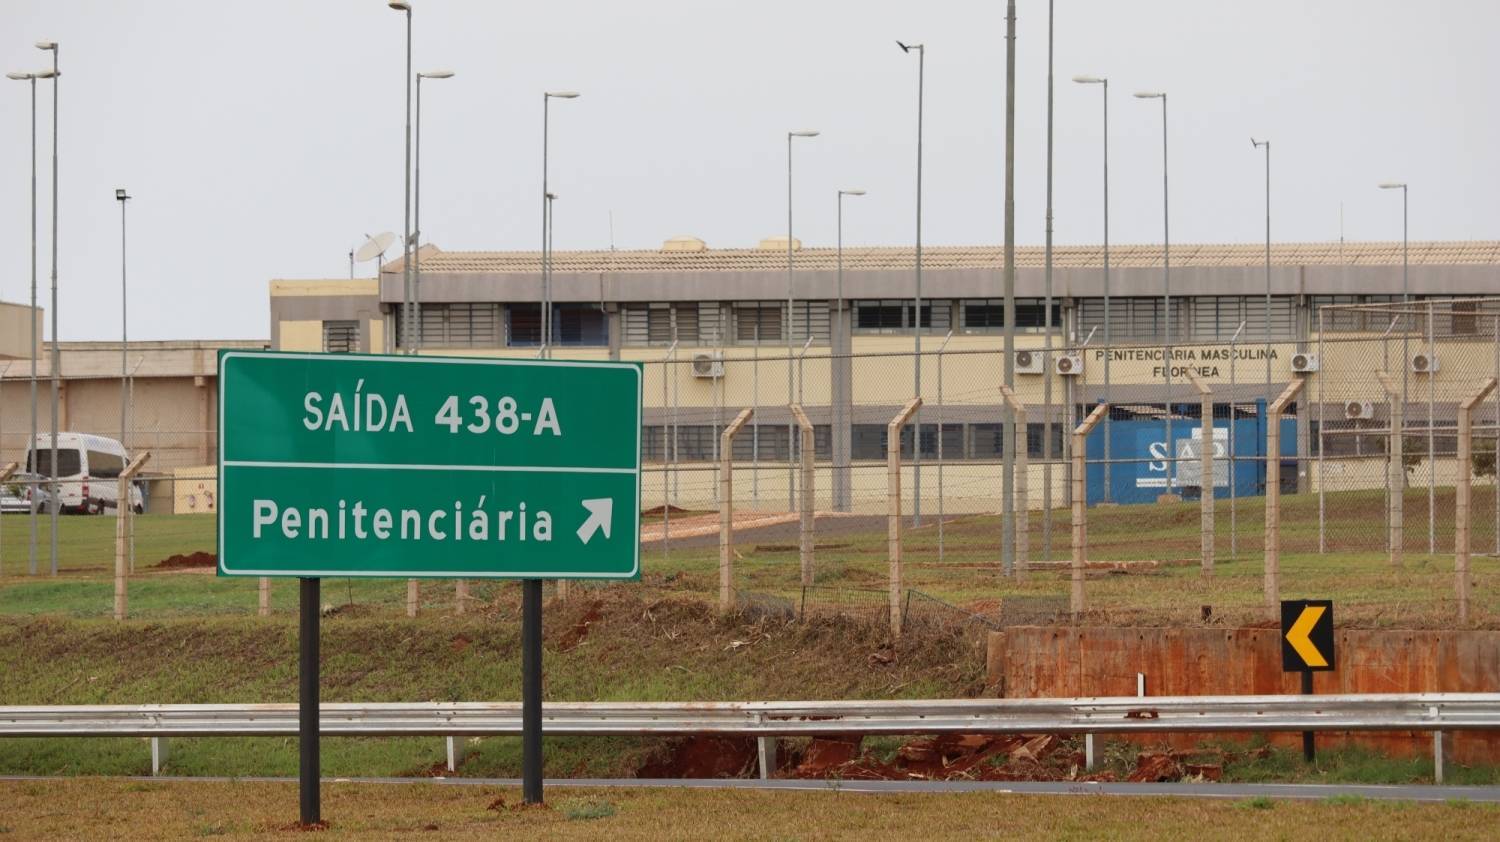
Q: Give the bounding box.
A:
[1,778,1493,841]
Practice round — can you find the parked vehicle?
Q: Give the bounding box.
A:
[24,434,144,515]
[0,472,42,514]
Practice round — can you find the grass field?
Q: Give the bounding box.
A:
[2,483,1498,627]
[1,778,1495,840]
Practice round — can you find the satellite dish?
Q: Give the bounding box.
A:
[355,231,397,263]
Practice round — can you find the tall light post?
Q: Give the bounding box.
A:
[1378,183,1409,302]
[546,191,557,352]
[897,40,925,525]
[116,189,131,453]
[786,129,819,511]
[836,188,865,513]
[1073,75,1110,502]
[388,1,413,354]
[1135,90,1171,499]
[542,91,580,356]
[1041,0,1056,556]
[6,68,50,575]
[1252,139,1273,401]
[37,40,59,576]
[412,70,454,353]
[1001,0,1017,574]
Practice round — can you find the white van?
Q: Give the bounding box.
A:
[25,433,145,515]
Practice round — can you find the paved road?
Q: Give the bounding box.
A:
[6,775,1497,803]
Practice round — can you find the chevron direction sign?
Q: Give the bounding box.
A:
[216,351,642,580]
[1280,599,1335,672]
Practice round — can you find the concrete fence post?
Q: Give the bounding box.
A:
[1187,373,1214,577]
[115,451,151,622]
[259,578,270,617]
[1377,371,1404,568]
[1264,380,1304,620]
[719,408,754,614]
[0,463,15,577]
[999,386,1029,577]
[1455,378,1497,624]
[790,404,815,587]
[1070,404,1108,619]
[888,397,923,637]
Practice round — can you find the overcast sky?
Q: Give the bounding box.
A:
[1,0,1496,342]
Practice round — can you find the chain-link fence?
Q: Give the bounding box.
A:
[4,299,1500,628]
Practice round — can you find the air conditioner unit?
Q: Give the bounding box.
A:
[1290,352,1319,374]
[1054,353,1084,376]
[1410,352,1440,374]
[691,352,724,379]
[1014,349,1045,375]
[1344,400,1375,421]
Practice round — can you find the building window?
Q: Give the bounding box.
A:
[507,304,542,346]
[553,304,609,346]
[853,300,951,333]
[322,320,359,353]
[1190,296,1296,341]
[961,299,1061,331]
[734,302,783,344]
[396,303,500,348]
[623,303,723,346]
[1074,297,1184,343]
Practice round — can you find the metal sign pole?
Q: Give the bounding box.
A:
[522,578,544,804]
[1301,669,1315,762]
[299,577,321,826]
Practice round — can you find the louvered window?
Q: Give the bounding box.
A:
[623,303,719,346]
[1075,297,1184,343]
[853,300,951,332]
[322,320,359,353]
[734,302,783,343]
[395,304,501,348]
[1190,296,1295,341]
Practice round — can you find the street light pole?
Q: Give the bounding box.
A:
[542,92,580,357]
[6,68,48,575]
[1136,91,1171,501]
[1002,0,1017,574]
[897,40,925,525]
[786,130,819,512]
[836,188,865,514]
[1073,75,1110,502]
[413,70,454,355]
[1252,139,1272,401]
[116,189,131,453]
[388,1,413,354]
[37,40,59,575]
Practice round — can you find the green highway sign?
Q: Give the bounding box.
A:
[217,350,642,579]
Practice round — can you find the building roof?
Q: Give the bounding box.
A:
[384,241,1500,275]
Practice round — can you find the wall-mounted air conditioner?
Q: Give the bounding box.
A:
[691,352,724,379]
[1290,352,1319,373]
[1014,350,1045,375]
[1344,400,1375,421]
[1055,353,1084,376]
[1410,352,1440,374]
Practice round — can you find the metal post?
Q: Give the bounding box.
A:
[1001,0,1017,575]
[1427,301,1436,555]
[414,76,423,351]
[1041,0,1055,569]
[1254,139,1272,408]
[1230,321,1244,560]
[398,9,412,353]
[1188,374,1213,576]
[1001,385,1029,577]
[911,44,926,527]
[1378,370,1404,567]
[1301,669,1315,763]
[521,578,543,805]
[117,190,129,465]
[542,96,550,353]
[17,73,40,576]
[937,331,952,561]
[43,44,59,576]
[1318,310,1326,553]
[299,577,321,826]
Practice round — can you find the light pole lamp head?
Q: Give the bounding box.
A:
[1251,137,1268,149]
[789,130,820,138]
[896,40,923,54]
[5,71,33,80]
[1378,182,1407,190]
[546,90,580,99]
[545,191,558,201]
[1072,75,1106,85]
[1133,91,1164,99]
[35,41,57,51]
[418,70,455,79]
[115,188,130,202]
[840,188,866,197]
[387,1,410,12]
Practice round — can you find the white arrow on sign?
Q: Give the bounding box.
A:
[576,498,613,544]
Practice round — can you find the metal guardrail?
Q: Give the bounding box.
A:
[3,694,1495,779]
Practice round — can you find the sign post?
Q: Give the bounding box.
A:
[1280,599,1335,763]
[217,351,642,820]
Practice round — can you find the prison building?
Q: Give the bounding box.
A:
[268,239,1500,512]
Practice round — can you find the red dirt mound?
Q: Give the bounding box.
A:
[155,551,217,570]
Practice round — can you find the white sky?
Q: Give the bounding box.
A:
[1,0,1497,341]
